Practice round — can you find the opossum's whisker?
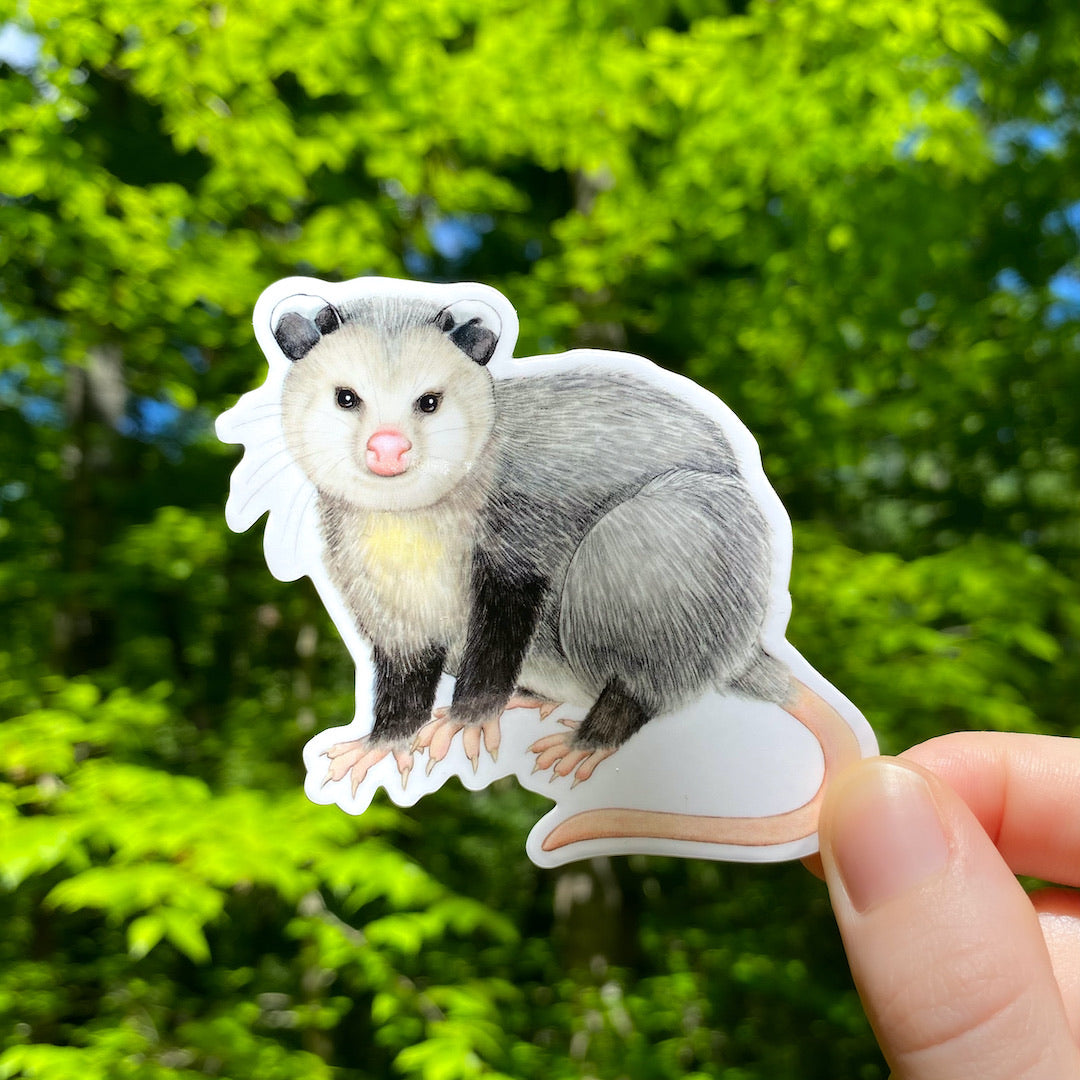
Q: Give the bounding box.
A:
[236,456,310,516]
[229,427,280,446]
[277,473,318,551]
[240,432,287,454]
[291,486,319,560]
[286,445,356,473]
[227,414,284,431]
[229,403,282,422]
[424,426,475,440]
[242,445,294,482]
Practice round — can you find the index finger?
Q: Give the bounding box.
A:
[901,731,1080,887]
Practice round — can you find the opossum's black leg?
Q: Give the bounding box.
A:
[575,678,652,747]
[453,563,547,723]
[529,679,652,785]
[417,561,547,771]
[324,644,445,793]
[371,643,447,743]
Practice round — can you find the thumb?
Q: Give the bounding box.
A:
[819,757,1080,1080]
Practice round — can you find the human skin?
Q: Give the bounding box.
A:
[809,732,1080,1079]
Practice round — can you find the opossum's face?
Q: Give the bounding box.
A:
[281,321,496,512]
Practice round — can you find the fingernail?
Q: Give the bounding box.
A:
[829,762,950,913]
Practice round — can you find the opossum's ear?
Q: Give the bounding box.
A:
[434,299,502,365]
[271,296,343,361]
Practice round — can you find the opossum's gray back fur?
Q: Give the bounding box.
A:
[484,368,743,580]
[483,369,783,709]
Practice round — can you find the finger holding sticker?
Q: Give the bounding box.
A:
[817,733,1080,1080]
[216,275,877,866]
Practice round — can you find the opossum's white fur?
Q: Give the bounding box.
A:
[281,321,494,660]
[281,322,495,513]
[218,279,518,587]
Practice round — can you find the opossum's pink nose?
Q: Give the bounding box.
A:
[366,429,412,476]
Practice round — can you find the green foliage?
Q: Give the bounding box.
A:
[1,0,1078,1076]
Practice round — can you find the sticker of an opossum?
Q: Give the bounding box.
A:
[218,276,875,865]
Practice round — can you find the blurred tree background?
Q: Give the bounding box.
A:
[2,0,1079,1076]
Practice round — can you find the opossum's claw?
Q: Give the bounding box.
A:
[481,717,501,762]
[394,749,414,789]
[462,724,482,772]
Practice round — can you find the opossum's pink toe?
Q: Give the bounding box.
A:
[411,719,437,752]
[554,749,591,778]
[428,720,458,764]
[322,738,402,794]
[573,749,615,785]
[393,749,414,788]
[533,744,568,772]
[348,748,387,796]
[462,725,482,769]
[481,717,501,759]
[323,741,355,760]
[529,732,567,754]
[503,695,561,720]
[325,743,367,781]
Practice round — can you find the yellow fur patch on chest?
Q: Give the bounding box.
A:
[360,514,446,584]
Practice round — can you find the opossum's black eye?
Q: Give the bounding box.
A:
[335,387,361,410]
[415,392,442,414]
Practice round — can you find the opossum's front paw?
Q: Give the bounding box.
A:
[529,719,616,787]
[323,738,416,795]
[411,708,502,774]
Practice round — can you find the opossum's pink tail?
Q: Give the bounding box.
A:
[541,680,862,853]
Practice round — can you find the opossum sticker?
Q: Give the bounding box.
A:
[217,276,877,868]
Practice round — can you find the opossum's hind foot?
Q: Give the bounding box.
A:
[529,720,616,787]
[323,739,416,794]
[504,692,560,720]
[411,709,502,774]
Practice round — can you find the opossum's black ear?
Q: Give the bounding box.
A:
[314,304,342,336]
[271,298,343,361]
[434,300,502,365]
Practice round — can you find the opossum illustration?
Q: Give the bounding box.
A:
[236,282,867,855]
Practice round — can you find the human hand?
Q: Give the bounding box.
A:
[814,732,1080,1079]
